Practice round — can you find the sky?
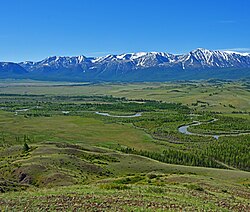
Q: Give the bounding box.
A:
[0,0,250,62]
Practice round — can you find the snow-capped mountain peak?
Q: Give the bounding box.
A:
[223,50,250,57]
[2,48,250,81]
[17,48,250,74]
[175,48,250,69]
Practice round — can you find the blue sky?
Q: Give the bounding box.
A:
[0,0,250,62]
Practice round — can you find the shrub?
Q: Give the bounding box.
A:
[23,143,30,152]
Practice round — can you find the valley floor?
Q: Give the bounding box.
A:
[0,80,249,211]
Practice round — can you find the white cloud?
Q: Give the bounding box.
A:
[220,48,250,53]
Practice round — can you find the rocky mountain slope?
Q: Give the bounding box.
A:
[1,48,250,81]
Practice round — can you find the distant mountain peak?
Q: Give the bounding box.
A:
[223,50,250,56]
[191,47,212,52]
[17,48,250,69]
[1,48,250,81]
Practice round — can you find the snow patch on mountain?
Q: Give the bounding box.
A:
[18,48,250,74]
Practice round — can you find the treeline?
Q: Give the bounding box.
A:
[1,97,190,116]
[0,93,45,97]
[1,93,178,104]
[200,136,250,171]
[0,94,125,105]
[120,147,224,169]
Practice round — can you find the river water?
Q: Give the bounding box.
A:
[95,112,142,118]
[178,120,220,139]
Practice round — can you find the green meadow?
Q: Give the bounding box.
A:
[1,80,249,112]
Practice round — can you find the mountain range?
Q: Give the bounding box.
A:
[1,48,250,81]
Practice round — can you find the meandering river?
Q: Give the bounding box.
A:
[95,112,142,118]
[178,119,219,139]
[178,118,250,139]
[11,107,250,139]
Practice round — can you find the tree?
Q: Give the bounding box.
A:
[23,142,30,152]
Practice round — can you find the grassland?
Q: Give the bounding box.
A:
[0,111,160,151]
[1,172,250,211]
[0,80,249,211]
[0,79,249,112]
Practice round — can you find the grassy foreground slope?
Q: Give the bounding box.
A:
[1,173,249,211]
[1,140,250,211]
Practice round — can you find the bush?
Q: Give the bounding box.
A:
[23,143,30,152]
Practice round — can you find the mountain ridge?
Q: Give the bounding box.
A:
[1,48,250,81]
